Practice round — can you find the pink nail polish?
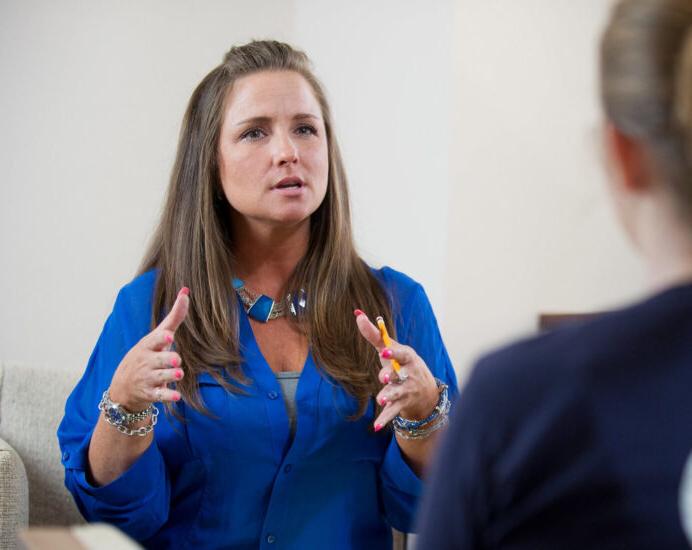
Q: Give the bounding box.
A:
[165,334,173,344]
[180,287,190,296]
[175,370,183,380]
[374,424,383,432]
[171,357,179,368]
[383,374,390,384]
[381,349,393,359]
[173,393,181,401]
[379,397,387,406]
[354,309,364,317]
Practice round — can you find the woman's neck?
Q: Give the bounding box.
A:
[231,217,310,297]
[638,197,692,293]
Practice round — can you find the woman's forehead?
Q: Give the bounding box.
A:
[224,70,322,124]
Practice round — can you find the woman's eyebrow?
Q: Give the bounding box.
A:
[233,113,321,126]
[293,113,321,121]
[234,115,271,127]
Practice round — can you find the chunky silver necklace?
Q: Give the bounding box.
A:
[232,278,306,323]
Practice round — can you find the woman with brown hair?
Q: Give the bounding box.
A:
[417,1,692,548]
[57,40,457,549]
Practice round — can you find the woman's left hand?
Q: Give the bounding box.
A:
[354,310,440,432]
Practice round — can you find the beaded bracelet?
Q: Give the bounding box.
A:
[394,413,449,440]
[392,378,451,430]
[392,379,450,440]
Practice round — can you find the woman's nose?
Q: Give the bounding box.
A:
[274,133,299,165]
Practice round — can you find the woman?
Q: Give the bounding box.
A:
[57,40,457,549]
[417,1,692,548]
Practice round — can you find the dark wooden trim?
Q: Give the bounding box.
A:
[538,312,604,331]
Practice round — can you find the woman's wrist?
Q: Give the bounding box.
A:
[108,381,151,413]
[393,379,450,440]
[398,379,441,420]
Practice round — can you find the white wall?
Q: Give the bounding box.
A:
[1,0,645,383]
[0,0,295,370]
[445,0,645,379]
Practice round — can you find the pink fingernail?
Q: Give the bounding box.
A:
[381,349,393,359]
[180,287,190,296]
[173,392,181,401]
[171,357,179,368]
[374,424,383,432]
[354,309,364,317]
[175,370,183,380]
[383,374,390,384]
[379,397,387,406]
[165,334,173,344]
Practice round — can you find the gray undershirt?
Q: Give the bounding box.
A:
[275,371,300,440]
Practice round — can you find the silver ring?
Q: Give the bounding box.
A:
[394,367,409,384]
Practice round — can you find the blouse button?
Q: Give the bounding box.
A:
[62,451,70,462]
[266,534,276,544]
[283,464,292,473]
[267,391,279,400]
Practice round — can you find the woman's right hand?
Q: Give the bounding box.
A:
[108,287,190,411]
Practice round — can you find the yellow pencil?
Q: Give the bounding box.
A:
[375,316,401,373]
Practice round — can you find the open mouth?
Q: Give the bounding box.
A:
[274,177,305,190]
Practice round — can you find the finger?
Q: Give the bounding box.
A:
[381,344,417,367]
[376,385,404,407]
[378,365,395,385]
[354,310,385,350]
[143,329,176,352]
[158,287,190,333]
[152,367,184,385]
[150,386,181,403]
[374,401,402,431]
[150,351,182,370]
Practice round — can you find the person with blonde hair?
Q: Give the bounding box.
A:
[57,40,457,548]
[417,1,692,548]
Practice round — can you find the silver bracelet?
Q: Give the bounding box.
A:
[98,390,158,436]
[109,407,159,437]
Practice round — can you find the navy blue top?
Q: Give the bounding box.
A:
[417,283,692,549]
[58,267,457,549]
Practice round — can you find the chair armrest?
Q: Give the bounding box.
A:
[0,436,28,550]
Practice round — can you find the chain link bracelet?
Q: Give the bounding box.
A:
[110,407,159,437]
[98,389,159,436]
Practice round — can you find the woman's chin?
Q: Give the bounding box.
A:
[269,205,319,226]
[254,212,312,230]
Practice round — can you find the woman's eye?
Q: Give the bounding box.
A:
[240,128,266,141]
[295,124,317,136]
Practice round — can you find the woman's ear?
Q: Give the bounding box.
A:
[604,122,652,193]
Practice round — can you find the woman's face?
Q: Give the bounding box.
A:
[217,70,329,231]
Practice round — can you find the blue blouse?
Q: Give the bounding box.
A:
[57,267,457,549]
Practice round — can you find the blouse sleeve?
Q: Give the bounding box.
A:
[57,284,171,540]
[378,281,459,533]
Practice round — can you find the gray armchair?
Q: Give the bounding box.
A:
[0,362,84,549]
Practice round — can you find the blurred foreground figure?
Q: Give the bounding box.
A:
[417,1,692,548]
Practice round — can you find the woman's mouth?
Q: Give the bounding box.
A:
[273,177,306,196]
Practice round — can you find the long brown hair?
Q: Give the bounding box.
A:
[601,0,692,216]
[139,40,393,417]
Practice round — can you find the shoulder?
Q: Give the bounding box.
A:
[464,290,682,420]
[110,269,159,329]
[470,310,621,396]
[475,286,689,386]
[115,269,158,306]
[370,265,426,311]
